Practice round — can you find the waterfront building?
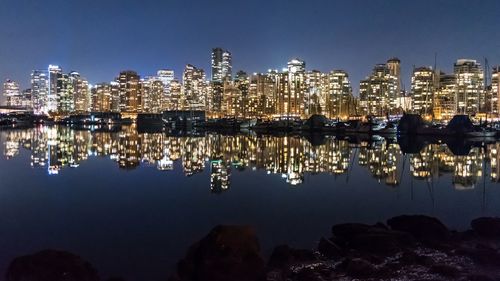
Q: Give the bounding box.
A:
[48,65,62,113]
[2,79,22,107]
[276,58,306,117]
[157,69,175,110]
[91,82,120,113]
[31,70,49,115]
[168,79,182,111]
[211,48,232,82]
[491,66,500,115]
[411,66,436,115]
[454,59,484,115]
[234,71,249,118]
[141,77,163,113]
[325,70,353,118]
[248,72,276,117]
[182,64,207,111]
[359,62,399,116]
[386,58,402,96]
[117,70,141,113]
[433,73,456,120]
[305,70,325,116]
[69,71,90,113]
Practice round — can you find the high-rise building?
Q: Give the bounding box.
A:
[141,77,163,113]
[211,48,232,82]
[491,66,500,115]
[326,70,353,118]
[411,66,435,115]
[359,62,399,116]
[57,73,74,114]
[433,73,456,120]
[454,59,484,114]
[31,70,49,115]
[386,58,401,95]
[277,58,306,117]
[117,70,141,113]
[2,79,22,107]
[182,64,207,111]
[48,65,62,113]
[91,83,120,112]
[69,71,90,113]
[305,70,325,116]
[157,69,174,110]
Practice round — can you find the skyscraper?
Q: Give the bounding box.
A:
[69,71,90,113]
[157,69,174,110]
[411,66,435,115]
[141,77,163,113]
[117,70,141,113]
[48,65,62,113]
[492,66,500,115]
[31,70,49,115]
[359,62,399,116]
[454,59,484,114]
[211,48,232,82]
[326,70,353,118]
[386,58,401,95]
[2,79,22,107]
[182,64,207,111]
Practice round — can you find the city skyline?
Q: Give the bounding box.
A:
[1,0,500,102]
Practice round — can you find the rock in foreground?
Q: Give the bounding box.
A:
[6,249,99,281]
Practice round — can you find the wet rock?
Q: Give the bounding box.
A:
[430,264,460,277]
[466,274,496,281]
[350,233,403,255]
[268,245,316,268]
[343,258,376,278]
[317,237,342,258]
[456,246,500,266]
[387,215,450,242]
[331,223,373,241]
[6,249,99,281]
[170,225,265,281]
[471,217,500,237]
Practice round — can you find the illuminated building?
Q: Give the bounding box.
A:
[70,72,90,113]
[168,79,182,110]
[433,73,456,120]
[325,70,353,118]
[491,66,500,115]
[141,77,163,113]
[91,83,113,112]
[182,64,207,111]
[31,70,49,115]
[305,70,325,116]
[2,79,22,107]
[454,59,484,115]
[157,69,175,110]
[285,58,306,117]
[359,61,399,116]
[117,70,141,113]
[411,66,435,115]
[48,65,62,113]
[234,71,249,118]
[211,48,232,82]
[386,58,402,96]
[57,73,74,114]
[248,72,276,117]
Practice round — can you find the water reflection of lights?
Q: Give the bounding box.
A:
[0,126,495,191]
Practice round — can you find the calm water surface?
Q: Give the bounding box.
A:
[0,125,499,281]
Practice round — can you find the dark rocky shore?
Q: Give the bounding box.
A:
[6,215,500,281]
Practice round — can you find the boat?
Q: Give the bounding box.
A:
[465,126,497,138]
[240,118,257,129]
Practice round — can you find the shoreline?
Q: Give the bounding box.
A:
[6,215,500,281]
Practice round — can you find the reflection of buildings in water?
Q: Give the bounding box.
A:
[1,127,495,189]
[210,159,230,193]
[452,148,483,190]
[359,141,401,186]
[490,143,500,182]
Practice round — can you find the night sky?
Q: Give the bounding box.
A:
[1,0,499,101]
